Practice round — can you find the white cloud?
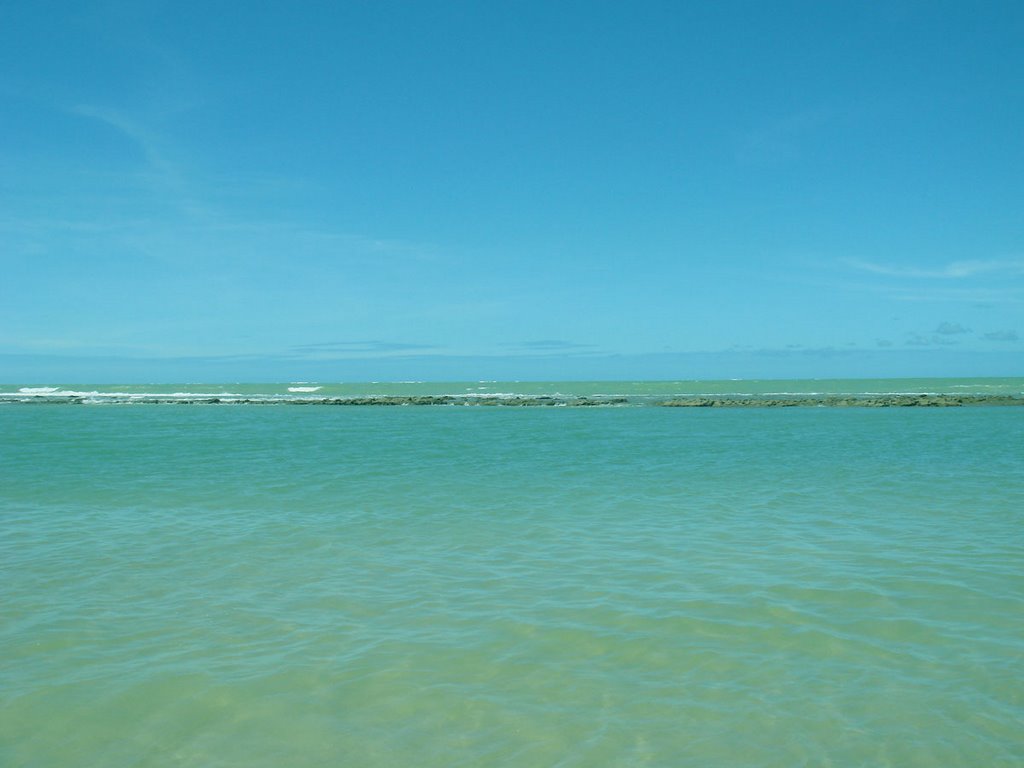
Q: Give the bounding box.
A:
[905,333,958,347]
[845,258,1024,280]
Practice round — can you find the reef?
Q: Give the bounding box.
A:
[656,394,1024,408]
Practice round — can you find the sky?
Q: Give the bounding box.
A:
[1,0,1021,382]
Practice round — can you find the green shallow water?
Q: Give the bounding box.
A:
[2,404,1023,766]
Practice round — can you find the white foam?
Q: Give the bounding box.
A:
[1,389,247,400]
[288,386,322,393]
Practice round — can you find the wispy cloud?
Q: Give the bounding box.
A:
[499,339,597,352]
[846,258,1024,279]
[0,337,148,355]
[72,104,209,219]
[982,330,1019,342]
[828,275,1023,304]
[905,333,958,347]
[934,322,971,335]
[888,288,1022,304]
[288,341,438,358]
[74,106,165,168]
[735,106,834,166]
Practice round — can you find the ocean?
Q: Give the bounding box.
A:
[2,378,1023,766]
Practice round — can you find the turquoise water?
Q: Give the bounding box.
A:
[2,389,1023,765]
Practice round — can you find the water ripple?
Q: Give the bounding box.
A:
[2,406,1022,766]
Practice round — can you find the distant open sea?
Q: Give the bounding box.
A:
[2,378,1023,766]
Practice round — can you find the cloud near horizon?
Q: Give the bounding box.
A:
[290,341,436,353]
[498,340,599,353]
[906,333,958,347]
[982,330,1019,342]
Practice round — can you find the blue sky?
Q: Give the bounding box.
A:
[1,0,1021,381]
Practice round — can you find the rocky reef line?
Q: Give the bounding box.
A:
[1,395,630,407]
[3,393,1023,407]
[657,394,1024,408]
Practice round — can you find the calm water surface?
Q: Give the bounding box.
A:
[2,404,1023,766]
